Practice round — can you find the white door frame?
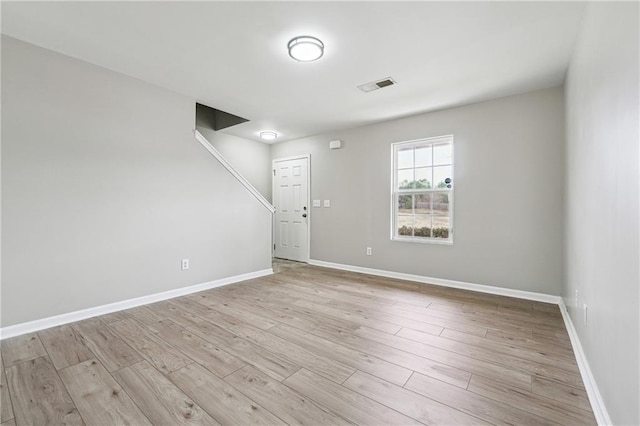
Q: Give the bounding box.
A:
[272,154,311,262]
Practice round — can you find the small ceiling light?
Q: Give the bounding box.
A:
[288,36,324,62]
[260,131,278,141]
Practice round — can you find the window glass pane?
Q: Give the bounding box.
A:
[414,193,431,215]
[415,146,432,167]
[413,215,431,238]
[397,147,414,169]
[433,143,452,166]
[432,191,450,238]
[398,195,413,214]
[397,169,414,189]
[397,215,413,236]
[393,137,453,242]
[414,167,432,189]
[433,166,452,189]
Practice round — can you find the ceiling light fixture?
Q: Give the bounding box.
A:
[288,36,324,62]
[260,131,278,141]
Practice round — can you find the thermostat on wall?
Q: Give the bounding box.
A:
[329,140,342,150]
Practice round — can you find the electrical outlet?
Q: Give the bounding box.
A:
[181,258,190,270]
[323,200,331,208]
[583,303,588,326]
[366,247,372,256]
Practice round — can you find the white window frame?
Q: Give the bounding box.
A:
[390,135,454,245]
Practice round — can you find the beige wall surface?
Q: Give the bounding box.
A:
[1,36,272,327]
[564,3,639,424]
[272,87,565,295]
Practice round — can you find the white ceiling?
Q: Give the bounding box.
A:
[2,1,585,143]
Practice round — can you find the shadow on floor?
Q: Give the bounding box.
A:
[272,258,307,274]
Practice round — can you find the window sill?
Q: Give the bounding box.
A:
[391,236,453,245]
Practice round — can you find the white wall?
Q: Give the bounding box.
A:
[196,127,272,202]
[564,3,639,424]
[1,36,273,327]
[272,87,565,295]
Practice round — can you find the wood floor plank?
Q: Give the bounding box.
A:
[532,303,562,315]
[306,298,447,336]
[186,321,300,381]
[531,376,592,412]
[228,322,355,384]
[269,323,413,386]
[1,334,47,368]
[276,279,397,311]
[113,360,219,425]
[354,325,532,390]
[312,280,435,308]
[532,330,573,349]
[0,354,14,424]
[6,356,83,425]
[292,298,402,334]
[468,374,596,425]
[532,364,586,389]
[125,306,163,324]
[490,304,564,328]
[392,306,497,338]
[303,322,472,388]
[241,296,363,334]
[284,368,422,426]
[398,326,579,377]
[59,359,151,425]
[485,329,575,359]
[225,366,352,425]
[423,304,534,337]
[168,363,285,425]
[206,304,279,331]
[146,300,209,329]
[344,370,489,425]
[108,318,192,374]
[146,320,246,377]
[171,296,266,332]
[440,328,578,369]
[72,319,142,372]
[192,295,280,330]
[405,371,553,425]
[169,297,221,318]
[37,325,94,370]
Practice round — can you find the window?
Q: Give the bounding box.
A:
[391,135,453,243]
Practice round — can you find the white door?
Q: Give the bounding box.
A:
[273,156,309,262]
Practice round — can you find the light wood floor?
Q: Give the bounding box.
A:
[0,265,596,425]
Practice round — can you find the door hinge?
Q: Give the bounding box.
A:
[273,169,276,176]
[274,244,276,250]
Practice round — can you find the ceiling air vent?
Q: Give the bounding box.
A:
[357,77,397,93]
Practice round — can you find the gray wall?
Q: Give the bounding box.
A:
[196,126,272,202]
[1,36,272,327]
[272,87,565,295]
[564,3,639,424]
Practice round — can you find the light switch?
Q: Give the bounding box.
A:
[323,200,331,208]
[313,200,321,207]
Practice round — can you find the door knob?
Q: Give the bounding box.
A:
[302,213,307,218]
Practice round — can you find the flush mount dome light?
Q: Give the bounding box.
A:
[288,36,324,62]
[260,131,278,141]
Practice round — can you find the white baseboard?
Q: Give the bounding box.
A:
[308,259,562,304]
[558,301,612,426]
[0,268,273,340]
